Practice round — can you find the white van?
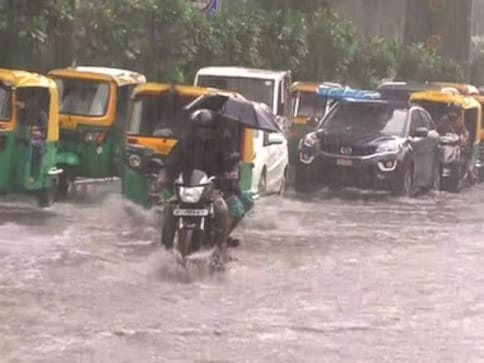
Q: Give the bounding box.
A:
[194,67,290,195]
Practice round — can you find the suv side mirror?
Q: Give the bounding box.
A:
[267,132,285,145]
[412,127,429,138]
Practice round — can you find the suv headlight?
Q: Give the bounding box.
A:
[376,142,401,154]
[299,132,319,149]
[178,186,204,204]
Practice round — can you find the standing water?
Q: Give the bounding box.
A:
[1,183,484,362]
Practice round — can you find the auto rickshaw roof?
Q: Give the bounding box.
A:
[196,66,289,81]
[377,81,435,93]
[429,82,479,96]
[0,68,56,89]
[48,66,146,86]
[410,90,481,110]
[132,83,215,98]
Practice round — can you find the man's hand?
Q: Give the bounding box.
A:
[158,169,169,188]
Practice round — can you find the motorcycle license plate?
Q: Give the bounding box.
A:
[173,208,209,217]
[336,159,353,167]
[442,168,451,177]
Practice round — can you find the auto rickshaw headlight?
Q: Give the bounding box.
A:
[84,131,97,143]
[84,131,107,144]
[128,154,142,169]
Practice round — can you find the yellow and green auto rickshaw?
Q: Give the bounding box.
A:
[470,93,484,180]
[48,66,146,195]
[122,84,257,208]
[289,82,341,163]
[410,90,483,188]
[0,69,63,206]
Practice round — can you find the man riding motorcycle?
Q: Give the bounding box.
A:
[158,108,251,251]
[437,102,477,183]
[437,102,469,143]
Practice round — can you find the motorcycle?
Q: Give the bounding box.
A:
[163,153,242,266]
[439,133,468,192]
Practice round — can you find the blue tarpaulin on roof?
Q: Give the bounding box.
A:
[317,86,381,100]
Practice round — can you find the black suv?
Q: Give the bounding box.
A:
[295,99,441,196]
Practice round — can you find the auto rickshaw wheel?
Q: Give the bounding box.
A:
[37,187,55,208]
[58,169,74,198]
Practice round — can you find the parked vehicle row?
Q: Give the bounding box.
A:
[295,84,484,196]
[0,66,291,209]
[4,64,484,209]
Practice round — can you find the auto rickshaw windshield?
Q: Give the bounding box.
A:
[16,87,50,126]
[294,91,327,118]
[128,93,197,139]
[0,82,12,121]
[55,78,110,117]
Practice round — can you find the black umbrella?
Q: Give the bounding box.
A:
[185,93,280,133]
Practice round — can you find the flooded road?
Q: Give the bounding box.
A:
[1,184,484,362]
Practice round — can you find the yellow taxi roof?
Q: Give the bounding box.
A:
[48,66,146,86]
[132,83,215,98]
[0,68,56,89]
[411,90,481,110]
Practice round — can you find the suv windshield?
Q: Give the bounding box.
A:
[197,75,274,111]
[295,91,327,117]
[56,78,110,117]
[323,102,408,136]
[0,83,12,121]
[128,93,197,139]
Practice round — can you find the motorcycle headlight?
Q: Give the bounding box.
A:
[376,142,401,154]
[128,154,142,169]
[178,186,204,204]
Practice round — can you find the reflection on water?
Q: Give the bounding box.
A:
[1,184,484,362]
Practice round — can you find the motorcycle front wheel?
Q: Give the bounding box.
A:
[177,228,194,259]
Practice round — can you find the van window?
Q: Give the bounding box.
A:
[197,75,275,111]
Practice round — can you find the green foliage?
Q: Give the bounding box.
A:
[0,0,466,87]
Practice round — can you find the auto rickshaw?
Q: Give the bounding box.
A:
[469,93,484,180]
[122,84,257,208]
[0,69,63,206]
[48,66,146,195]
[410,90,483,189]
[289,82,340,163]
